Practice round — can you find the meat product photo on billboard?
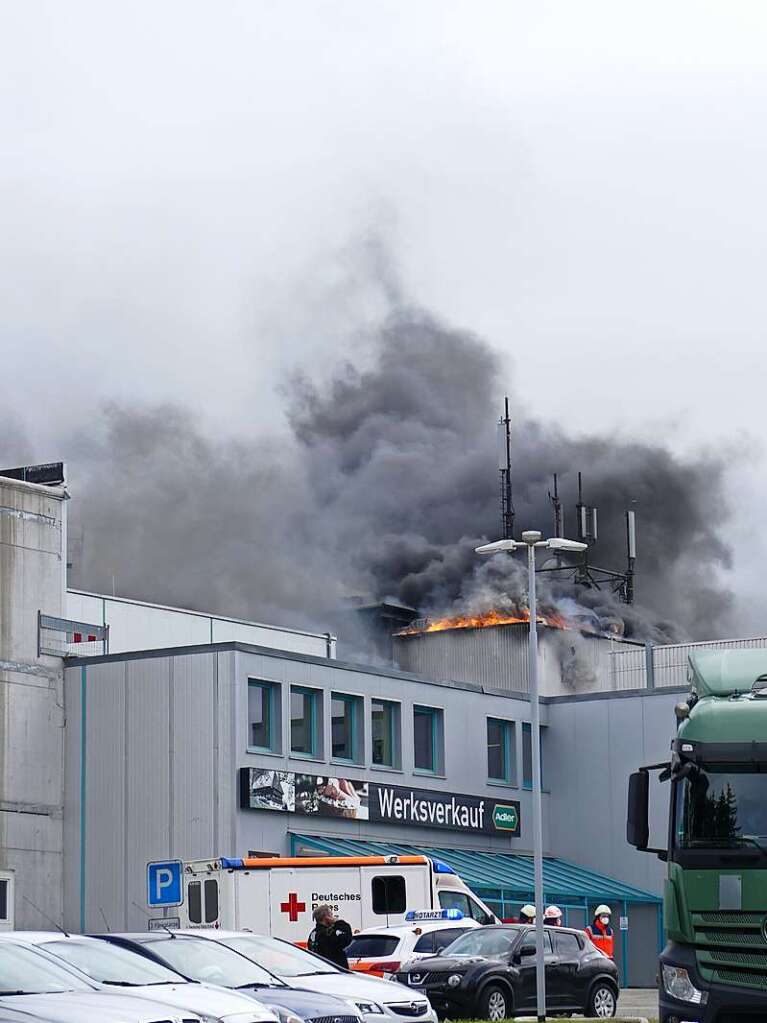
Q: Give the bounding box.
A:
[240,768,369,820]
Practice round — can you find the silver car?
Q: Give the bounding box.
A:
[0,936,203,1022]
[179,932,437,1023]
[0,933,278,1023]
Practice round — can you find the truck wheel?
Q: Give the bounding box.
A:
[586,982,617,1018]
[478,984,510,1021]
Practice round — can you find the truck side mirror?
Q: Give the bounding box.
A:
[627,770,649,850]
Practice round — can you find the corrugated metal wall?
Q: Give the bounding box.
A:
[393,625,637,696]
[397,627,767,695]
[63,650,236,932]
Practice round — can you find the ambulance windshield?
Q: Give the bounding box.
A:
[221,936,339,976]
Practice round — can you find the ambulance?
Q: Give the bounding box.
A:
[176,854,498,941]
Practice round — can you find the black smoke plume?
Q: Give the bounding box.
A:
[60,305,732,647]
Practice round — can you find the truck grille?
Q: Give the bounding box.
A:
[693,911,767,989]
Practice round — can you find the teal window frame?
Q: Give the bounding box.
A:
[413,704,442,774]
[290,686,320,758]
[487,717,515,783]
[331,693,361,763]
[522,721,544,790]
[248,680,277,752]
[372,699,398,768]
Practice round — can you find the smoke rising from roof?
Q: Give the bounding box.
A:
[58,298,733,646]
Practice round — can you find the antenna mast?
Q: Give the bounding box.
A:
[538,472,637,604]
[497,397,514,540]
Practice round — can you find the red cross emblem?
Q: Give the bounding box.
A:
[280,892,306,922]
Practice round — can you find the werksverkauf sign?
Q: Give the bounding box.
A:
[239,768,521,838]
[370,782,520,837]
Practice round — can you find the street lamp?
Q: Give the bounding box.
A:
[476,530,587,1023]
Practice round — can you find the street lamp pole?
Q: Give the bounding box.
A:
[525,531,546,1023]
[475,530,587,1023]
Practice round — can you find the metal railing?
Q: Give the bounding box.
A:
[38,613,109,658]
[609,636,767,692]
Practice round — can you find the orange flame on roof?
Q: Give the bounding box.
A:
[397,606,571,635]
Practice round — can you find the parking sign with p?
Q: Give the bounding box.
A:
[147,860,182,908]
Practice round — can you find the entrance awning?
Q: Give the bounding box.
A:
[290,833,661,907]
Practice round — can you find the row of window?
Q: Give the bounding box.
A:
[248,679,542,784]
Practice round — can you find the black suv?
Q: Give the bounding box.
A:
[395,924,619,1020]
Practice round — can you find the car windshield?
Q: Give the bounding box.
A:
[0,944,94,994]
[345,936,400,958]
[220,936,339,977]
[442,929,518,958]
[143,938,280,987]
[42,940,183,986]
[676,764,767,850]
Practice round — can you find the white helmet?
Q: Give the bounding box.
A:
[595,904,611,917]
[544,905,562,920]
[520,904,536,918]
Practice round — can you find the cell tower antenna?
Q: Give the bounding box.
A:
[548,473,563,538]
[497,396,514,539]
[625,509,637,604]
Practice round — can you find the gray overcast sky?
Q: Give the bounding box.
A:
[3,1,766,627]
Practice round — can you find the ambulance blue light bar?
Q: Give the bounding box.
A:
[431,859,456,874]
[220,857,244,869]
[405,909,464,922]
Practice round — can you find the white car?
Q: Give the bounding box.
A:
[0,932,278,1023]
[0,939,205,1022]
[181,931,438,1023]
[345,910,481,977]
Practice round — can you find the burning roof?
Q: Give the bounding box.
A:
[395,603,625,639]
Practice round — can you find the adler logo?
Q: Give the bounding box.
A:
[492,804,519,832]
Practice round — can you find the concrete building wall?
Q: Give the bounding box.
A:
[0,475,67,928]
[63,644,547,932]
[66,590,336,659]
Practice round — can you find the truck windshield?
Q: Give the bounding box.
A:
[675,764,767,849]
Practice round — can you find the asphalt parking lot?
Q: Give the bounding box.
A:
[617,987,658,1018]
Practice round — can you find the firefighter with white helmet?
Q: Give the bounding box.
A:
[586,904,615,958]
[544,905,563,926]
[518,904,536,924]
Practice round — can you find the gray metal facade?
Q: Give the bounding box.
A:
[64,642,549,934]
[62,640,676,987]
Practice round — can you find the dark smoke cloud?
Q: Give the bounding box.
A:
[56,304,732,646]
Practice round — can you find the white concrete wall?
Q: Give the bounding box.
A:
[0,476,67,928]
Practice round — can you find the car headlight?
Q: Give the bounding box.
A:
[269,1007,306,1023]
[353,1001,385,1015]
[662,964,707,1005]
[447,974,462,988]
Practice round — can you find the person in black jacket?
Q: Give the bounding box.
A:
[307,904,353,969]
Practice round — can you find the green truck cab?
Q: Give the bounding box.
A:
[627,649,767,1023]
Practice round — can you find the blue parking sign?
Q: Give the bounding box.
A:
[147,860,183,907]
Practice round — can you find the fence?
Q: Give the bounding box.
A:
[38,613,109,658]
[609,636,767,692]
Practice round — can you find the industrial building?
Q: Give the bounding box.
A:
[3,466,767,986]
